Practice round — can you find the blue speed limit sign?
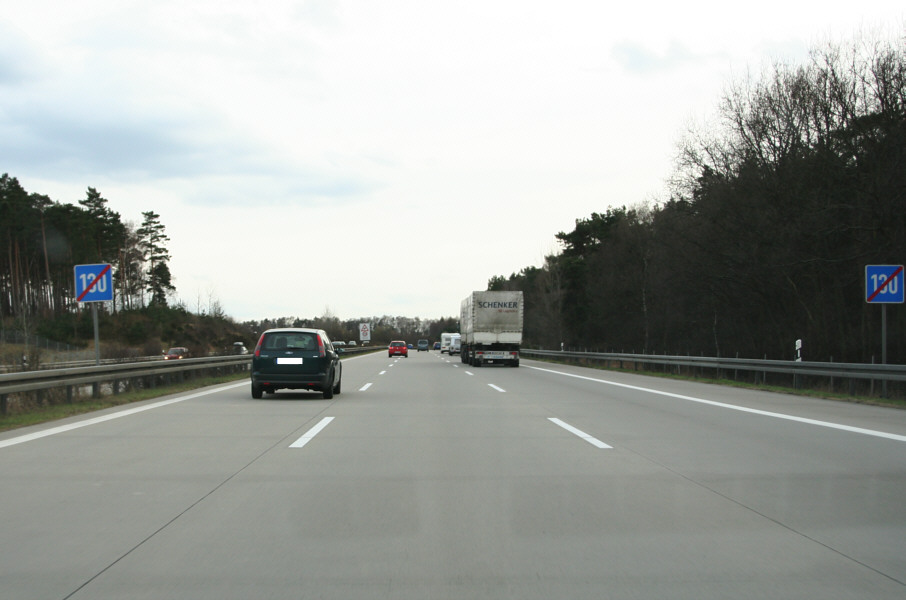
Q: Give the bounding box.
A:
[74,263,114,303]
[865,265,904,304]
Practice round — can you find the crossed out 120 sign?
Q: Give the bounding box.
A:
[74,263,114,303]
[865,265,904,304]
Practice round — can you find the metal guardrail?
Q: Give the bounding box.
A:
[0,356,164,374]
[520,349,906,396]
[0,346,381,414]
[0,355,252,414]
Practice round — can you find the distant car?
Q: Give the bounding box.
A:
[388,340,408,357]
[434,342,440,350]
[250,328,342,399]
[232,342,249,355]
[417,339,429,352]
[164,347,189,360]
[348,341,357,347]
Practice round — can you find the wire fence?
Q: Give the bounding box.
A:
[0,329,81,353]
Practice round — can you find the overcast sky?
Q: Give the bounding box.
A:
[2,1,903,322]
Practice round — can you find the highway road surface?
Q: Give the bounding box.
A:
[2,351,905,599]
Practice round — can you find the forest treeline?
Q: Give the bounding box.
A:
[0,179,190,355]
[0,181,176,319]
[491,35,906,363]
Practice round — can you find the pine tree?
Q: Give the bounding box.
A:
[137,211,176,306]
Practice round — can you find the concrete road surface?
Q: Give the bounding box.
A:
[2,351,904,599]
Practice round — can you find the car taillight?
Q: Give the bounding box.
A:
[317,335,326,357]
[254,333,266,357]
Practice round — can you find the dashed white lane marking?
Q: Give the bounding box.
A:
[290,417,335,449]
[549,418,612,449]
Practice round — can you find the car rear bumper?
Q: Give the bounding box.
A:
[252,372,330,390]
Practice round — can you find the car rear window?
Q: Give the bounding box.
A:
[263,333,318,350]
[391,342,405,347]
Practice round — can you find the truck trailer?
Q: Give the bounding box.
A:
[460,290,523,367]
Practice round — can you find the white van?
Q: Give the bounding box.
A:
[440,332,454,354]
[449,334,461,355]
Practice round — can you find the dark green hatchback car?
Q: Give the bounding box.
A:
[251,328,342,399]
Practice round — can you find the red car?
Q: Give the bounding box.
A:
[388,341,408,357]
[164,346,189,360]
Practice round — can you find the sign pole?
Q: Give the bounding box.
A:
[865,264,902,399]
[74,263,114,371]
[882,304,887,398]
[92,302,101,366]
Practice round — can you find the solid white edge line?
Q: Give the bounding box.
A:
[549,417,612,449]
[290,416,335,448]
[527,366,906,443]
[359,383,373,391]
[0,380,249,450]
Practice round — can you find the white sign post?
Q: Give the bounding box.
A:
[359,323,371,343]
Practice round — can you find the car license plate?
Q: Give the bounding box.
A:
[277,358,304,364]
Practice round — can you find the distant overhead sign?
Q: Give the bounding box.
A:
[74,263,113,303]
[865,265,904,304]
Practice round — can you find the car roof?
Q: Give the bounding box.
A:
[262,327,324,334]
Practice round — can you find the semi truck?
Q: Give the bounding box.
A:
[459,290,523,367]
